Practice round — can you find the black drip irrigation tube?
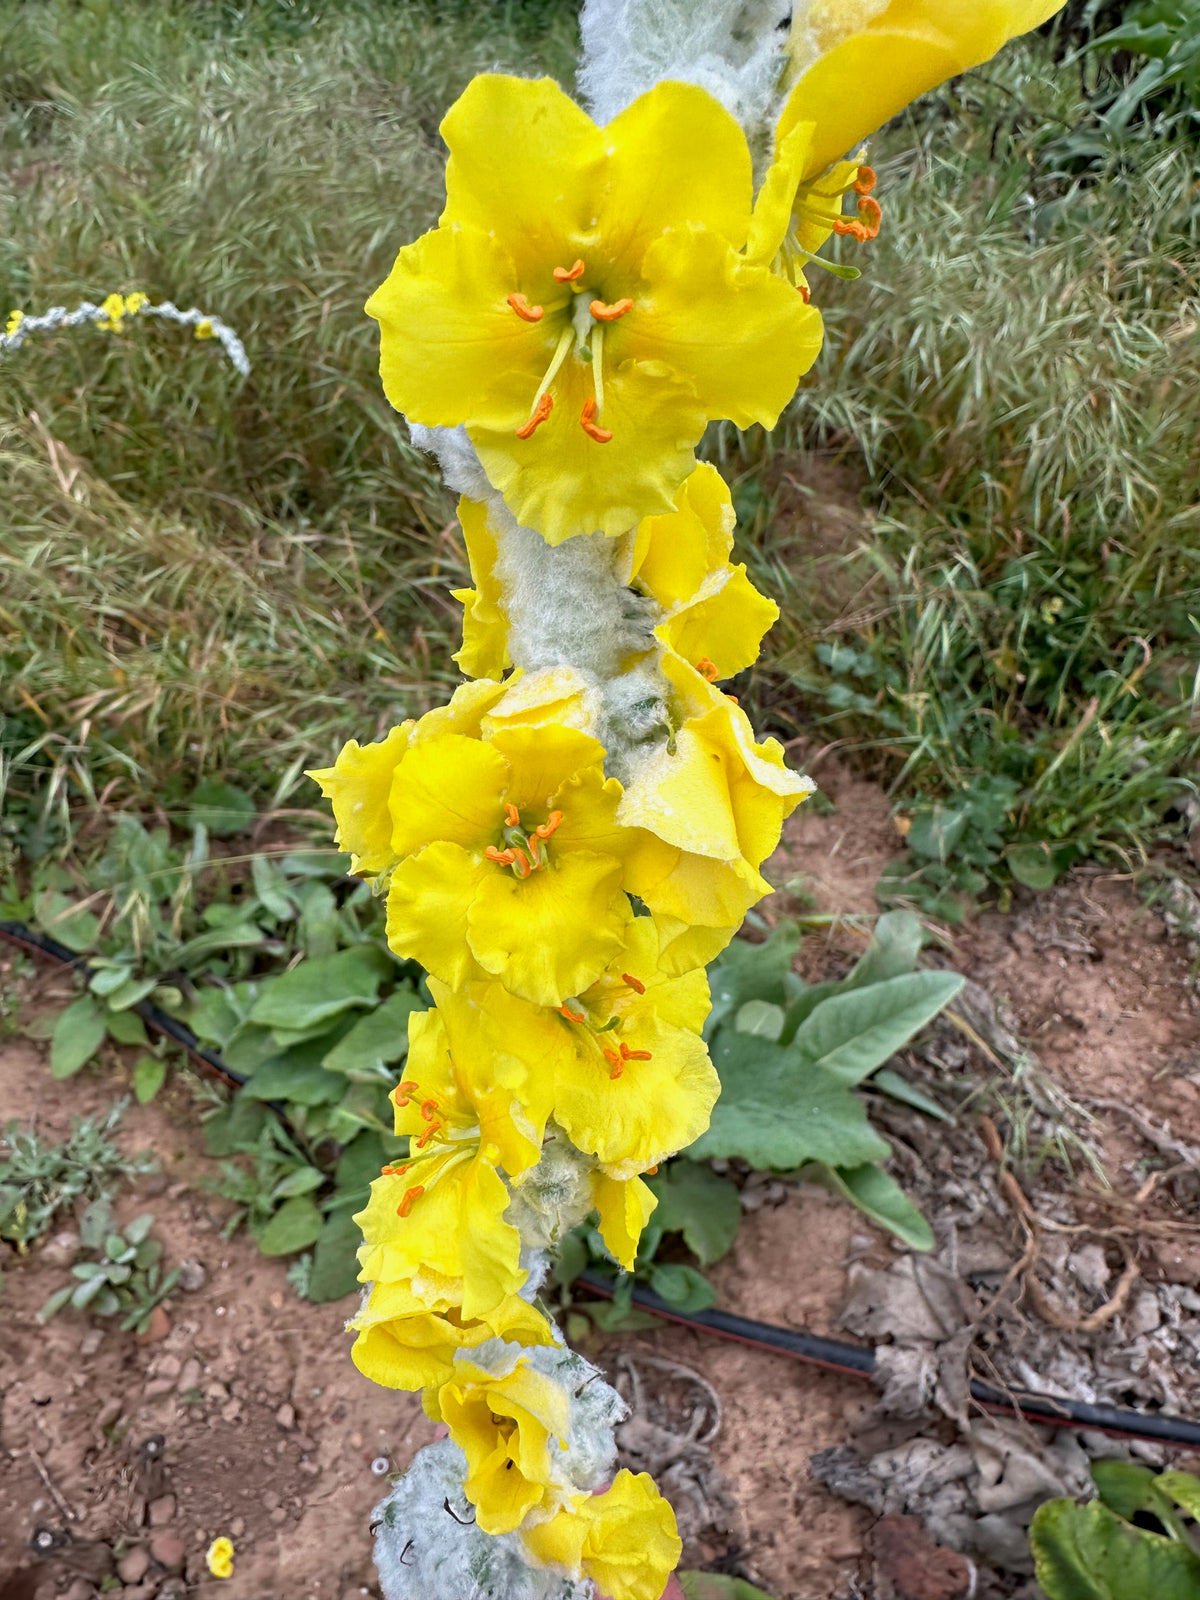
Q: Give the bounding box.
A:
[7,917,1200,1451]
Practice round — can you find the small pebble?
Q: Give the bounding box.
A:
[177,1359,202,1393]
[275,1403,295,1430]
[80,1329,104,1357]
[177,1258,207,1292]
[148,1494,176,1527]
[39,1230,80,1269]
[143,1378,176,1399]
[220,1398,242,1424]
[229,1517,245,1538]
[155,1355,182,1381]
[117,1547,151,1584]
[268,1508,287,1526]
[61,1579,95,1600]
[149,1533,186,1571]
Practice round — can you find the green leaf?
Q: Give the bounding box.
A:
[133,1054,167,1103]
[271,1166,325,1200]
[679,1574,778,1600]
[242,1052,346,1107]
[89,963,134,996]
[1030,1497,1200,1600]
[649,1262,716,1313]
[304,1206,365,1302]
[790,971,965,1086]
[188,778,256,837]
[849,911,924,986]
[124,1214,154,1246]
[106,1009,149,1047]
[1091,1460,1159,1521]
[813,1163,934,1251]
[202,1093,268,1156]
[551,1230,589,1291]
[691,1034,891,1171]
[333,1132,387,1195]
[37,1284,75,1323]
[1007,841,1062,889]
[174,920,267,970]
[189,984,257,1048]
[708,921,800,1019]
[33,889,101,954]
[250,854,297,920]
[872,1068,952,1122]
[50,997,107,1078]
[72,1272,111,1309]
[103,975,160,1012]
[1155,1470,1200,1524]
[648,1163,741,1266]
[247,946,392,1032]
[734,1000,784,1040]
[907,806,968,864]
[256,1195,325,1256]
[79,1198,116,1250]
[322,988,423,1077]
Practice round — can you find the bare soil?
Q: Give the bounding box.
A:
[3,760,1200,1600]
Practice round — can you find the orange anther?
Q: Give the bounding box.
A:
[559,1003,586,1024]
[603,1046,622,1071]
[589,297,633,322]
[525,834,542,868]
[507,292,544,322]
[646,1165,658,1175]
[580,398,612,444]
[853,165,876,196]
[416,1122,442,1148]
[420,1099,439,1122]
[393,1080,419,1107]
[798,284,811,304]
[620,1042,652,1062]
[697,657,719,683]
[397,1185,425,1218]
[608,1063,624,1080]
[833,195,881,242]
[505,802,521,827]
[511,846,533,878]
[485,845,518,865]
[727,694,739,705]
[621,973,646,995]
[516,392,553,440]
[534,810,563,839]
[553,259,585,283]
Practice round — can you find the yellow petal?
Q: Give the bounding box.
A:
[781,0,1068,177]
[468,850,629,1008]
[470,354,705,546]
[624,229,823,430]
[652,914,738,977]
[591,1171,657,1271]
[628,462,734,606]
[440,75,601,268]
[745,120,818,267]
[457,1153,526,1317]
[413,676,513,742]
[389,733,509,857]
[488,722,606,815]
[658,565,779,682]
[386,843,488,988]
[454,497,511,679]
[306,722,413,876]
[481,665,602,741]
[521,1471,681,1600]
[367,223,548,431]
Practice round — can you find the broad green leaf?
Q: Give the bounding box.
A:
[188,778,256,838]
[814,1163,934,1251]
[849,911,923,987]
[551,1230,589,1291]
[106,1009,149,1047]
[34,889,101,954]
[103,975,160,1012]
[79,1198,115,1250]
[133,1054,167,1104]
[202,1093,268,1156]
[174,920,266,969]
[251,854,297,920]
[907,806,968,864]
[72,1272,111,1308]
[872,1068,953,1122]
[242,1055,345,1107]
[334,1132,387,1195]
[707,921,800,1024]
[304,1207,365,1302]
[50,997,107,1078]
[37,1284,75,1323]
[1155,1470,1200,1524]
[680,1574,778,1600]
[220,1024,279,1077]
[256,1194,325,1256]
[326,1080,398,1140]
[188,984,257,1049]
[779,980,846,1040]
[734,1000,785,1040]
[1091,1460,1159,1521]
[89,963,134,997]
[1007,841,1062,889]
[1030,1498,1200,1600]
[649,1163,741,1266]
[691,1034,891,1171]
[790,971,965,1086]
[649,1262,716,1313]
[271,1166,325,1201]
[248,947,392,1032]
[321,987,422,1078]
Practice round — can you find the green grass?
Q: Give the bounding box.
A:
[1,4,1197,900]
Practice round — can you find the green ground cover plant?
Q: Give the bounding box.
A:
[1032,1459,1200,1598]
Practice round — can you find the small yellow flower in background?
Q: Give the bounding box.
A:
[435,1349,572,1534]
[5,309,22,336]
[123,291,149,315]
[367,73,822,545]
[521,1469,681,1600]
[205,1536,234,1579]
[195,318,214,340]
[97,291,127,332]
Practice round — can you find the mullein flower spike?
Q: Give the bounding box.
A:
[313,3,1067,1596]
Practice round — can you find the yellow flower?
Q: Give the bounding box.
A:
[452,496,511,679]
[435,1350,572,1535]
[97,291,127,332]
[195,318,215,340]
[5,309,22,337]
[618,651,813,936]
[123,292,149,316]
[550,917,718,1179]
[205,1537,234,1580]
[628,463,778,682]
[366,73,821,546]
[383,721,634,1007]
[349,1276,555,1393]
[522,1470,682,1600]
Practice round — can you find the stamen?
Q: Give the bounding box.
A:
[485,845,518,865]
[559,1002,586,1024]
[798,284,811,304]
[603,1046,623,1080]
[507,292,544,323]
[697,657,719,683]
[397,1185,425,1218]
[381,1163,412,1177]
[534,811,563,839]
[853,165,876,196]
[393,1080,419,1107]
[580,397,612,444]
[589,297,632,322]
[553,259,585,283]
[525,834,542,868]
[620,1042,652,1062]
[416,1122,442,1148]
[591,325,605,419]
[420,1099,439,1122]
[505,803,521,827]
[621,973,646,995]
[833,196,881,242]
[510,846,533,879]
[646,1164,658,1175]
[516,392,553,440]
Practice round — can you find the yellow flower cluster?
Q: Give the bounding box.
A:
[320,9,1066,1593]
